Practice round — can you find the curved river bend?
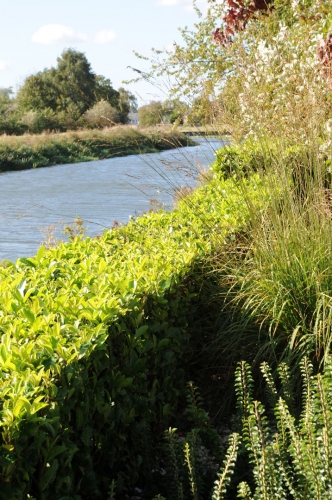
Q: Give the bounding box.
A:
[0,137,224,262]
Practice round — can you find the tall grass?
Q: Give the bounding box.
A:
[202,138,332,378]
[238,159,332,366]
[0,125,192,171]
[0,125,181,148]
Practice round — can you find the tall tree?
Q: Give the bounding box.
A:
[53,49,96,116]
[17,49,134,126]
[17,49,120,119]
[117,87,138,123]
[17,72,58,112]
[94,76,120,108]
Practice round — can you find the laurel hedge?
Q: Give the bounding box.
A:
[0,173,265,499]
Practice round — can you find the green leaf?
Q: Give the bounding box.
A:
[118,376,133,389]
[22,307,35,324]
[36,246,46,262]
[13,398,30,417]
[157,338,170,350]
[40,459,59,491]
[18,258,36,268]
[47,445,67,462]
[82,426,93,447]
[135,325,149,338]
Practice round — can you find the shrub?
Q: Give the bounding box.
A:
[0,117,28,136]
[83,100,120,128]
[232,358,332,499]
[153,358,332,500]
[138,101,163,127]
[0,175,264,498]
[20,109,66,134]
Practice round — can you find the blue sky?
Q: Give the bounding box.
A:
[0,0,209,105]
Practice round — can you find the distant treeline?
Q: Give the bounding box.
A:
[0,49,138,135]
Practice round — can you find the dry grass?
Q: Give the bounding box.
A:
[0,125,193,171]
[0,125,175,147]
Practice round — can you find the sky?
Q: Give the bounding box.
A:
[0,0,210,106]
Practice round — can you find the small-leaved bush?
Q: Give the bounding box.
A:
[232,357,332,499]
[154,357,332,500]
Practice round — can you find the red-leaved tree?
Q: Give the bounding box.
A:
[212,0,273,46]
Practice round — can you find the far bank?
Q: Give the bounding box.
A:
[0,126,195,172]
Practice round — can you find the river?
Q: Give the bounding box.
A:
[0,137,225,262]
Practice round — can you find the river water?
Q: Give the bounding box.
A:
[0,137,224,262]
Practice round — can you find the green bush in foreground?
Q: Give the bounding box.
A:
[0,175,264,498]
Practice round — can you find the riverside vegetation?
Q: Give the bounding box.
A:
[3,0,332,499]
[0,47,194,172]
[0,172,266,498]
[0,127,193,172]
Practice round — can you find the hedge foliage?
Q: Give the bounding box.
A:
[212,139,332,185]
[0,173,265,499]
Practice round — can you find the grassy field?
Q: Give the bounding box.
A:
[0,125,194,172]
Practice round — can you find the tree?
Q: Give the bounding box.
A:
[187,96,216,125]
[16,47,140,132]
[138,101,163,127]
[16,49,133,128]
[126,1,227,126]
[17,72,58,112]
[0,87,14,114]
[84,100,120,128]
[94,76,120,108]
[212,0,273,46]
[0,87,24,134]
[0,87,13,100]
[17,49,120,121]
[162,99,186,125]
[52,49,96,117]
[117,87,138,123]
[130,0,332,138]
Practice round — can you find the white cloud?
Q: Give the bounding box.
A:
[31,24,88,44]
[0,60,10,70]
[94,30,117,44]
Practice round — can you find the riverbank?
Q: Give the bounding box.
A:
[0,126,194,172]
[177,124,232,136]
